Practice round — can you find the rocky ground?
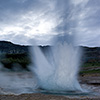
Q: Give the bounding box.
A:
[0,72,100,100]
[0,93,100,100]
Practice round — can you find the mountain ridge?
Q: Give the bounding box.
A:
[0,41,100,63]
[0,41,29,54]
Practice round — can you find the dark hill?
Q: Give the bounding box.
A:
[82,46,100,63]
[0,41,29,54]
[0,41,100,63]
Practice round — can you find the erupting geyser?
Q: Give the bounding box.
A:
[30,35,82,92]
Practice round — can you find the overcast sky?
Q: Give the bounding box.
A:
[0,0,100,47]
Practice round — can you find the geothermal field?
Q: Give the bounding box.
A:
[0,0,100,99]
[0,41,100,100]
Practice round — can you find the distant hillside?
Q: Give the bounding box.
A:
[0,41,29,54]
[82,46,100,63]
[0,41,100,63]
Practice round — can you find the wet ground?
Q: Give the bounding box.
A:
[0,71,100,99]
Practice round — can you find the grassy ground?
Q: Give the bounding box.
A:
[82,62,100,67]
[80,62,100,75]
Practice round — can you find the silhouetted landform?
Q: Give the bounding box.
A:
[0,41,100,71]
[82,46,100,63]
[0,41,100,62]
[0,41,30,71]
[0,41,29,54]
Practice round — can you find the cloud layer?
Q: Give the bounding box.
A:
[0,0,100,46]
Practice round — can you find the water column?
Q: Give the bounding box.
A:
[30,35,82,92]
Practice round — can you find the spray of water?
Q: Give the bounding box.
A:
[30,35,82,92]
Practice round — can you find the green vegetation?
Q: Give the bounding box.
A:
[81,62,100,67]
[80,69,100,74]
[80,62,100,74]
[0,53,31,71]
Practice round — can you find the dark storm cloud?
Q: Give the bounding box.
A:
[0,0,42,13]
[0,0,56,45]
[0,0,100,46]
[69,0,100,47]
[0,0,45,24]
